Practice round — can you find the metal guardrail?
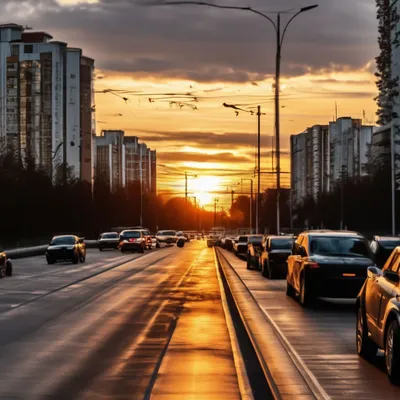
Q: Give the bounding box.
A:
[5,240,99,259]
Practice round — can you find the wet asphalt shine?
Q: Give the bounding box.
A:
[0,243,399,399]
[0,243,245,399]
[221,249,400,400]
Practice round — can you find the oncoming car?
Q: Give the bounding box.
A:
[46,235,86,265]
[0,250,12,278]
[98,232,120,251]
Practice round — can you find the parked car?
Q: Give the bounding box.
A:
[246,235,266,270]
[286,231,375,307]
[235,235,248,257]
[119,230,146,253]
[0,250,12,278]
[369,236,400,268]
[260,236,294,278]
[46,235,86,265]
[222,237,234,251]
[356,246,400,384]
[98,232,120,251]
[156,230,178,245]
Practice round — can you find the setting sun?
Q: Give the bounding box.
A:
[190,176,223,209]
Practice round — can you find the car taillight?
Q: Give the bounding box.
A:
[129,238,136,242]
[308,262,320,269]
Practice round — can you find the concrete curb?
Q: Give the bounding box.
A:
[213,251,254,400]
[216,247,330,400]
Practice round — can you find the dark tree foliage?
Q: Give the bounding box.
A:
[0,156,223,248]
[375,0,400,125]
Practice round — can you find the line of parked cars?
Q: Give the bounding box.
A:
[219,230,400,384]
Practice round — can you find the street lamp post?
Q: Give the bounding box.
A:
[185,171,197,202]
[160,2,318,235]
[241,178,253,233]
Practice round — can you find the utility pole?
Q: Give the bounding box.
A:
[257,105,261,234]
[185,172,188,202]
[241,178,253,234]
[213,197,219,226]
[231,190,234,207]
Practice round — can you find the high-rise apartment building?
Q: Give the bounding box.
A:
[0,23,95,182]
[94,130,157,194]
[291,118,373,206]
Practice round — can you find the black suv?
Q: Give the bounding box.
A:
[286,231,375,306]
[357,246,400,384]
[369,236,400,268]
[260,235,293,279]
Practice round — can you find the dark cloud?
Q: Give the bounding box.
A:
[159,150,250,163]
[129,130,275,148]
[0,0,378,83]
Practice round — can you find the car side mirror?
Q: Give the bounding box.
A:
[367,266,383,279]
[383,270,400,284]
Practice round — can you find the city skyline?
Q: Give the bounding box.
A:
[1,0,379,208]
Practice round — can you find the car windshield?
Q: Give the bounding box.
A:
[270,238,293,250]
[249,235,264,244]
[101,233,119,239]
[238,236,248,242]
[158,231,176,236]
[51,236,75,245]
[379,240,400,249]
[310,237,371,258]
[122,231,141,239]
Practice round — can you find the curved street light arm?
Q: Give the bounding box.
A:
[160,1,277,32]
[280,10,302,48]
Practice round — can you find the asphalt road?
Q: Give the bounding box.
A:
[221,249,400,400]
[0,242,241,400]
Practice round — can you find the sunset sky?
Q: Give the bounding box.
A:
[2,0,378,209]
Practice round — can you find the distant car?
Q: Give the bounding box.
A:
[0,250,12,278]
[131,227,153,250]
[222,237,234,251]
[356,246,400,384]
[46,235,86,265]
[235,235,248,257]
[260,236,294,279]
[98,232,120,251]
[369,236,400,268]
[246,235,266,270]
[119,230,145,253]
[286,231,375,307]
[207,231,220,247]
[156,230,178,245]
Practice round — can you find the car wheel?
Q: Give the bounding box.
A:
[99,247,103,251]
[267,261,274,279]
[121,248,125,253]
[299,274,313,307]
[246,255,251,270]
[156,242,160,248]
[386,319,400,384]
[5,261,12,276]
[139,245,145,254]
[286,280,295,297]
[261,260,268,277]
[46,256,55,265]
[72,253,79,264]
[356,307,377,360]
[80,252,86,263]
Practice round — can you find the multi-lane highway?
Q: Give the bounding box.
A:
[0,243,242,399]
[2,242,400,399]
[219,248,400,400]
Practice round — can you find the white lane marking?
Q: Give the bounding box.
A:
[259,306,331,400]
[62,262,104,274]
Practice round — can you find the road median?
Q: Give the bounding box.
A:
[215,247,330,400]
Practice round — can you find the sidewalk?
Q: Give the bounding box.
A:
[151,247,242,400]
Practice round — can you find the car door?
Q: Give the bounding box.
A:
[366,252,399,339]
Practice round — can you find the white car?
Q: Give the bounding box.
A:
[156,230,178,245]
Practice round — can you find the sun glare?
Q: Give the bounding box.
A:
[190,176,222,208]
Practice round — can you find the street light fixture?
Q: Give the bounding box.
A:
[184,172,198,201]
[158,1,318,234]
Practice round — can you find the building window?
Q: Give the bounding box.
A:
[11,45,19,56]
[24,45,33,54]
